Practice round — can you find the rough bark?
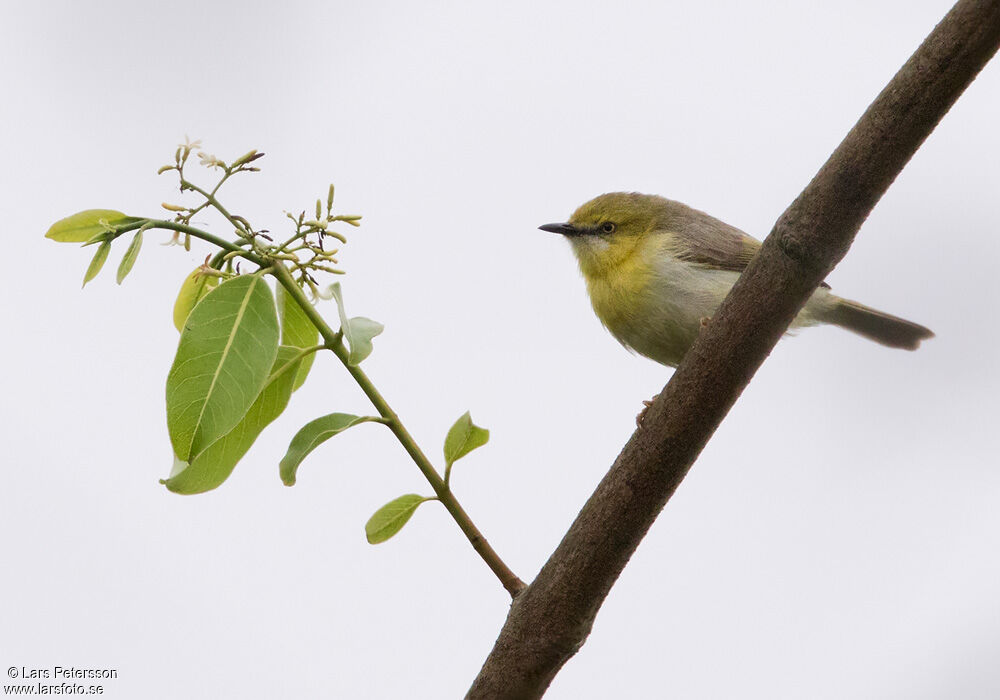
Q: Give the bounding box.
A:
[468,1,1000,698]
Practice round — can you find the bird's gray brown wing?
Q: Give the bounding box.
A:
[668,205,762,273]
[667,203,831,287]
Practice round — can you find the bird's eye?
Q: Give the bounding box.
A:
[601,222,616,234]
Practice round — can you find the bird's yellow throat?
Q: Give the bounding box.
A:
[569,234,659,333]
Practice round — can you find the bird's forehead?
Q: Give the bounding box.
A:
[569,192,661,225]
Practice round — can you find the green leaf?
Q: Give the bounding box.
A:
[365,494,429,544]
[276,283,319,391]
[443,411,489,467]
[328,282,384,365]
[164,345,303,494]
[166,274,279,462]
[81,231,112,247]
[116,229,144,284]
[82,241,111,287]
[279,413,374,486]
[173,268,219,332]
[46,209,144,243]
[343,317,384,364]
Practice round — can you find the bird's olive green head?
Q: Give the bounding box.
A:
[540,192,671,278]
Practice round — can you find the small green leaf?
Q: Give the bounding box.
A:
[116,229,144,284]
[328,282,384,365]
[173,268,219,332]
[165,345,303,494]
[82,241,111,287]
[166,274,279,462]
[365,494,429,544]
[344,317,384,364]
[279,413,375,486]
[46,209,144,243]
[276,283,319,391]
[444,411,489,467]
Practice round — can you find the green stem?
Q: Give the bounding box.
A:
[270,263,525,597]
[279,344,325,374]
[140,220,265,265]
[208,250,229,270]
[256,344,326,391]
[277,228,310,252]
[184,180,250,236]
[276,225,347,254]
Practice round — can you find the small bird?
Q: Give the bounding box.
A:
[541,192,933,369]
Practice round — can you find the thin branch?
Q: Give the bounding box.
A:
[467,1,1000,697]
[269,263,527,597]
[182,178,252,237]
[117,219,262,263]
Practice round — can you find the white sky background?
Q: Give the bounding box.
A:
[2,1,999,698]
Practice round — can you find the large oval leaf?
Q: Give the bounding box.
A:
[279,413,375,486]
[165,345,303,494]
[365,494,429,544]
[276,283,319,390]
[46,209,144,243]
[166,274,279,462]
[173,268,219,332]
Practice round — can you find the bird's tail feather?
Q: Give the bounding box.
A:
[823,298,934,350]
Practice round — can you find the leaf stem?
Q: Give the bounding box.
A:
[274,344,326,379]
[270,263,525,597]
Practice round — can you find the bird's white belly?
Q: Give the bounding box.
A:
[636,261,739,366]
[588,257,833,367]
[587,259,737,367]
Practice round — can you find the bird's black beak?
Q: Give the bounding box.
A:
[539,222,579,236]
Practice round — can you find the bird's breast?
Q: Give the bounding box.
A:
[584,255,739,367]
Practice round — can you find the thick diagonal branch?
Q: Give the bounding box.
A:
[469,1,1000,697]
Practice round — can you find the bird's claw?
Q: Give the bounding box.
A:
[636,395,658,428]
